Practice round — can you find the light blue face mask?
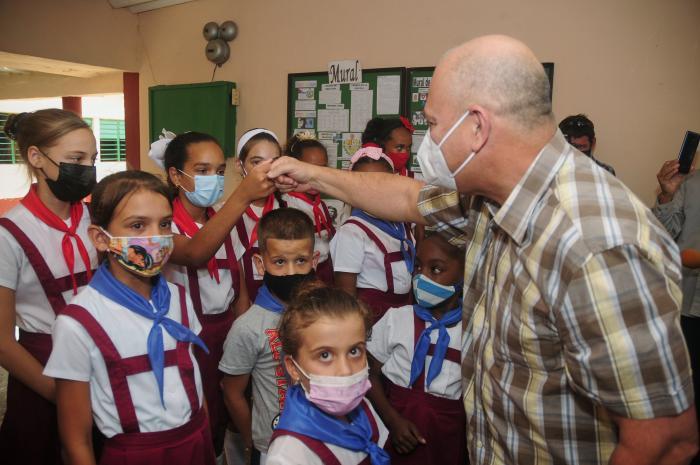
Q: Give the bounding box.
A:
[179,170,225,208]
[412,273,461,308]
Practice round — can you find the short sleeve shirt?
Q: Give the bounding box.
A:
[418,130,693,464]
[219,304,287,452]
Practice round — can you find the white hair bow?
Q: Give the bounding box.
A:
[148,128,176,170]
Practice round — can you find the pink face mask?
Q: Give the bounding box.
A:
[292,358,371,416]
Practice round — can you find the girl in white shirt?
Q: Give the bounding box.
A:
[233,129,286,301]
[0,109,99,465]
[267,281,389,465]
[45,170,214,465]
[282,133,335,285]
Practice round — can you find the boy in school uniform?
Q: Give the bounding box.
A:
[220,208,319,465]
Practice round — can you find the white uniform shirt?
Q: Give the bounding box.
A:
[239,199,282,282]
[266,400,388,465]
[330,215,412,294]
[164,216,246,315]
[44,284,204,437]
[282,194,331,263]
[367,305,464,400]
[0,203,97,333]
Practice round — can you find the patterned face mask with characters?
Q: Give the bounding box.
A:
[101,228,174,277]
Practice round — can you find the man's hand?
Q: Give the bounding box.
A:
[268,156,316,193]
[657,160,686,203]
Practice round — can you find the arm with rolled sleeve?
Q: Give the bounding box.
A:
[559,244,697,464]
[652,180,686,240]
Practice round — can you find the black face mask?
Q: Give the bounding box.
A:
[41,153,96,202]
[263,270,316,302]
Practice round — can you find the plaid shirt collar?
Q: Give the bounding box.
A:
[490,130,570,246]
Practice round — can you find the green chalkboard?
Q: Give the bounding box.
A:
[149,81,237,158]
[286,68,406,170]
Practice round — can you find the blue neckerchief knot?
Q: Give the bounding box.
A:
[351,208,415,273]
[409,304,462,388]
[254,285,286,314]
[276,385,389,465]
[89,263,208,407]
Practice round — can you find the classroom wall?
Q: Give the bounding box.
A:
[0,0,140,72]
[2,0,699,205]
[134,0,700,204]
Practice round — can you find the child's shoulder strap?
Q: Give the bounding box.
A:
[270,429,342,465]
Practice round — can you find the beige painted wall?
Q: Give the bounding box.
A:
[2,0,699,204]
[0,72,124,100]
[0,0,140,72]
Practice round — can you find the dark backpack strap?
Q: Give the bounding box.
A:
[270,429,342,465]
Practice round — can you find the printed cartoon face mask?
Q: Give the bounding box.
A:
[101,229,174,277]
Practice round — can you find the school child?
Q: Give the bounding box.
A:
[330,145,415,321]
[0,109,99,465]
[233,128,286,301]
[219,208,319,465]
[149,130,273,459]
[282,133,335,284]
[43,170,214,465]
[266,282,389,465]
[361,117,415,177]
[366,234,467,465]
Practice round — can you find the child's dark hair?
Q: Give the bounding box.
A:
[361,117,406,149]
[350,157,393,172]
[279,281,372,357]
[238,132,280,163]
[423,231,466,262]
[258,207,315,253]
[284,134,327,160]
[89,171,172,228]
[163,131,221,192]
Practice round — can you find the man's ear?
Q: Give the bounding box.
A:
[88,225,110,253]
[467,104,490,154]
[311,250,320,270]
[253,253,265,276]
[590,137,597,153]
[284,355,300,384]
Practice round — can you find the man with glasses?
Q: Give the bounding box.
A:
[559,113,617,175]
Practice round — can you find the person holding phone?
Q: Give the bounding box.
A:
[653,154,700,465]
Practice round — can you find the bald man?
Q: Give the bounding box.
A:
[269,35,698,465]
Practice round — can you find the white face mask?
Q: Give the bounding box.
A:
[416,110,476,190]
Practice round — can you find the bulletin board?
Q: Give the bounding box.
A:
[149,81,237,158]
[286,67,406,170]
[406,67,435,176]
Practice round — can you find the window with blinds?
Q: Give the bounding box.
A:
[99,119,125,162]
[0,113,18,164]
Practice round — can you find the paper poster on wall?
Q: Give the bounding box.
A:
[411,130,426,154]
[318,132,336,140]
[342,132,362,157]
[350,83,370,91]
[318,109,349,132]
[376,75,401,115]
[319,89,342,105]
[350,90,373,132]
[295,99,317,111]
[328,60,362,85]
[297,88,315,100]
[295,110,316,118]
[293,128,316,138]
[296,80,318,88]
